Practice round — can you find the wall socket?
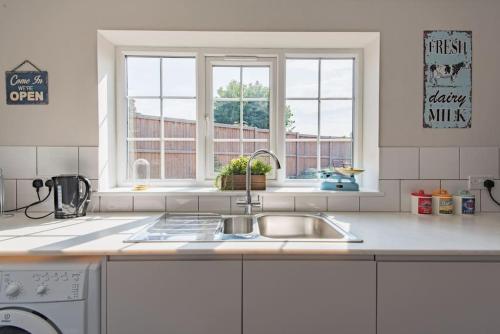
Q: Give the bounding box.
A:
[468,175,494,190]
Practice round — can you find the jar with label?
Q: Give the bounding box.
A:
[453,190,475,215]
[411,190,432,214]
[432,189,453,215]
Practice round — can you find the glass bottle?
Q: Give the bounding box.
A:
[132,159,151,191]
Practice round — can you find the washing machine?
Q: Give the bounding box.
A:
[0,258,100,334]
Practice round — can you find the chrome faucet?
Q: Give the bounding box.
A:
[237,149,281,215]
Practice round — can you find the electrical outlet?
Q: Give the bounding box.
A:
[468,175,494,190]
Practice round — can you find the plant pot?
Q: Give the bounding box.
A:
[217,175,266,191]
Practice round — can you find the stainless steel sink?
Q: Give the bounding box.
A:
[126,212,362,242]
[255,213,361,242]
[223,216,254,234]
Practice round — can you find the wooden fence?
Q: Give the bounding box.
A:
[129,114,352,179]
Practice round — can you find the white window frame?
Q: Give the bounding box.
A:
[116,47,362,187]
[205,56,278,179]
[283,54,360,182]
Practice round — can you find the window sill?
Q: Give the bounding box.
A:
[97,186,383,197]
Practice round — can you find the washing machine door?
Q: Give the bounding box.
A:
[0,309,59,334]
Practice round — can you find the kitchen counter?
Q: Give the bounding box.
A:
[0,212,499,256]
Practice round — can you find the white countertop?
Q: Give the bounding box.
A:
[0,212,499,256]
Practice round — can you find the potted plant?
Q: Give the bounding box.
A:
[215,156,272,191]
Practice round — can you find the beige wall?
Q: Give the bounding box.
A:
[1,0,499,147]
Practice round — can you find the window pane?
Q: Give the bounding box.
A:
[214,101,240,139]
[128,141,161,179]
[213,66,240,98]
[214,142,240,173]
[127,57,160,96]
[128,99,161,138]
[243,67,269,98]
[243,101,269,138]
[320,141,353,170]
[286,59,318,98]
[320,100,353,139]
[164,141,196,179]
[286,141,318,179]
[162,58,196,97]
[163,99,196,138]
[286,100,318,138]
[321,59,353,98]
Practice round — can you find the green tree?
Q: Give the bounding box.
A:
[214,80,295,131]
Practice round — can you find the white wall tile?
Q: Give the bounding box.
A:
[481,180,500,212]
[100,196,133,212]
[2,180,16,211]
[133,196,166,212]
[460,147,499,179]
[327,197,359,212]
[441,179,481,212]
[262,196,294,212]
[79,147,99,179]
[440,179,468,195]
[90,180,99,193]
[199,196,230,214]
[380,147,419,179]
[360,180,400,212]
[230,196,262,214]
[16,179,53,212]
[295,196,327,212]
[0,146,36,179]
[400,180,440,212]
[166,196,198,212]
[87,196,100,213]
[420,147,459,179]
[37,147,78,176]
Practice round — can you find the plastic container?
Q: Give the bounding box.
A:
[411,190,433,214]
[432,189,453,215]
[453,190,475,215]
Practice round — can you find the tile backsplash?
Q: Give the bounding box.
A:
[1,146,499,213]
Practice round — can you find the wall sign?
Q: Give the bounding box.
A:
[424,31,472,128]
[5,60,48,105]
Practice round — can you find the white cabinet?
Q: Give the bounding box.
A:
[243,260,376,334]
[378,262,500,334]
[106,260,241,334]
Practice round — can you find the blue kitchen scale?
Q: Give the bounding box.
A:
[319,167,364,191]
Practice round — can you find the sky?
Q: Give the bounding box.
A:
[127,57,353,138]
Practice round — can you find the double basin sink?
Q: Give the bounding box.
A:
[127,212,361,242]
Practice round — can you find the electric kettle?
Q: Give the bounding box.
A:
[52,175,91,219]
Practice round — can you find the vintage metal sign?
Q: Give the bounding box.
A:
[424,31,472,128]
[5,60,48,105]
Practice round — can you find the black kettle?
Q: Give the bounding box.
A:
[52,175,91,219]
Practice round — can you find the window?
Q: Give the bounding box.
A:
[206,58,276,178]
[285,58,354,179]
[121,51,357,185]
[126,56,197,180]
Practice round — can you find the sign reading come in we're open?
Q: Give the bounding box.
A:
[5,60,48,105]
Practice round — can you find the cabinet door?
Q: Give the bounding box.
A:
[243,260,376,334]
[107,260,241,334]
[378,262,500,334]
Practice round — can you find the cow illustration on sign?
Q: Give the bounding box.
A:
[424,31,472,128]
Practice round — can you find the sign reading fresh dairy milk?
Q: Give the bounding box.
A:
[5,60,48,105]
[424,31,472,128]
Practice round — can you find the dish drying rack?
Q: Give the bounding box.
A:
[126,213,224,242]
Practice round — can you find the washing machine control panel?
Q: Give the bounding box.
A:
[0,270,86,303]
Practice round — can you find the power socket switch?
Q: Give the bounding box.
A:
[468,175,495,190]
